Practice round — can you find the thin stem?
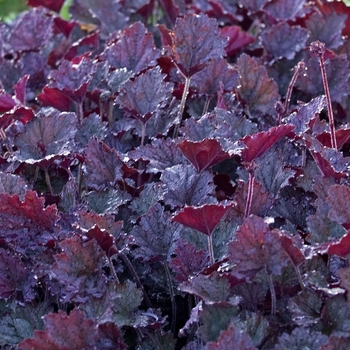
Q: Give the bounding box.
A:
[310,41,337,150]
[75,101,84,124]
[295,262,305,291]
[244,170,254,218]
[163,261,177,334]
[266,268,276,316]
[202,96,211,116]
[119,252,152,308]
[77,163,84,198]
[140,122,146,147]
[277,61,304,124]
[173,76,191,138]
[207,235,215,265]
[108,256,120,284]
[108,100,114,128]
[44,168,54,195]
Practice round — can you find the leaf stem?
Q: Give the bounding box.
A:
[244,170,254,218]
[207,235,215,265]
[44,168,54,195]
[119,252,152,308]
[75,101,84,124]
[277,61,304,124]
[202,96,211,116]
[108,256,120,284]
[140,122,146,147]
[266,268,276,316]
[173,76,191,138]
[163,261,177,334]
[310,41,337,150]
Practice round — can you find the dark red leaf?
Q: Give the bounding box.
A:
[116,67,173,123]
[172,13,227,77]
[264,0,306,21]
[241,125,295,163]
[13,75,29,105]
[172,203,233,236]
[0,90,16,113]
[228,215,289,277]
[158,0,181,25]
[86,225,119,258]
[262,22,308,60]
[206,324,257,350]
[37,87,72,111]
[316,126,350,150]
[51,236,106,302]
[178,138,231,172]
[8,8,54,52]
[169,240,210,282]
[221,25,254,56]
[325,230,350,258]
[279,232,305,266]
[26,0,65,12]
[191,58,239,96]
[103,22,160,75]
[18,309,97,350]
[0,190,59,252]
[84,137,124,191]
[236,53,280,115]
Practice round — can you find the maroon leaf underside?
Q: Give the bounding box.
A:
[172,203,233,236]
[240,124,295,163]
[27,0,65,12]
[178,138,231,173]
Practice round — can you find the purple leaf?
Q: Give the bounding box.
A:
[262,22,309,60]
[169,240,210,282]
[96,323,127,350]
[178,138,231,173]
[321,335,350,350]
[26,0,65,12]
[130,203,181,260]
[0,248,36,302]
[198,302,239,342]
[264,0,306,21]
[279,232,305,266]
[51,236,106,303]
[296,53,350,103]
[206,324,257,350]
[13,110,77,167]
[13,75,29,105]
[171,13,227,77]
[84,137,124,191]
[0,190,59,253]
[116,67,173,123]
[179,271,231,303]
[0,90,16,113]
[287,96,326,134]
[8,8,53,52]
[49,56,95,103]
[0,173,27,199]
[191,58,239,96]
[221,26,255,56]
[274,328,328,350]
[128,138,185,173]
[239,0,268,12]
[240,125,294,163]
[172,204,233,237]
[327,185,350,228]
[103,22,160,74]
[228,215,289,278]
[236,53,280,115]
[18,309,96,350]
[306,11,346,50]
[161,164,216,207]
[85,225,119,258]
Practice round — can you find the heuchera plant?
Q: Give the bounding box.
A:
[1,0,350,348]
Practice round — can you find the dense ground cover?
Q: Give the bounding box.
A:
[1,0,350,349]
